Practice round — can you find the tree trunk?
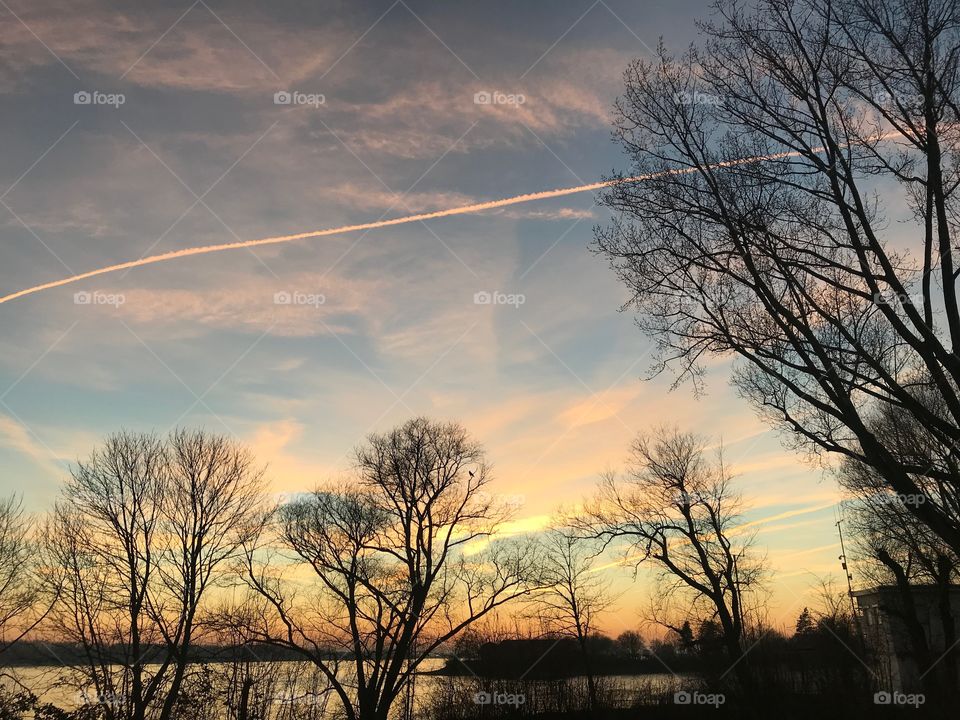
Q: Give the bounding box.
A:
[577,634,599,713]
[936,559,957,688]
[238,675,253,720]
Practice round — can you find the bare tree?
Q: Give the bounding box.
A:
[595,0,960,555]
[240,417,544,720]
[154,429,265,719]
[43,429,265,720]
[537,531,615,712]
[573,428,765,664]
[0,495,42,654]
[44,431,167,720]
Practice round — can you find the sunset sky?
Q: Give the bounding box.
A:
[0,0,847,634]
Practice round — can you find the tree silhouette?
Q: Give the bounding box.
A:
[596,0,960,556]
[574,427,765,664]
[538,531,615,712]
[239,417,544,720]
[43,430,265,720]
[795,608,815,636]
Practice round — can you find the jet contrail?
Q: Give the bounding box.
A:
[0,134,899,306]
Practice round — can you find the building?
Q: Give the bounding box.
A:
[853,585,960,692]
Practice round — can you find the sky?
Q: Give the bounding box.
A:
[0,0,849,634]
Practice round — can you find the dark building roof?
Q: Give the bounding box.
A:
[852,584,960,598]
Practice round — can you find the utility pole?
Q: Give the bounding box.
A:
[836,515,862,638]
[836,521,855,605]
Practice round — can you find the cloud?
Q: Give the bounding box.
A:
[0,0,340,92]
[738,503,837,535]
[500,207,596,221]
[316,75,613,159]
[328,183,476,214]
[1,1,621,162]
[558,383,643,430]
[246,418,330,492]
[112,271,385,338]
[462,513,553,555]
[0,414,67,479]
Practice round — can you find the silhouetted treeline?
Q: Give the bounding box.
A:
[437,635,701,679]
[0,641,326,667]
[423,614,896,720]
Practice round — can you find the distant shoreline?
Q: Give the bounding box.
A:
[421,664,688,679]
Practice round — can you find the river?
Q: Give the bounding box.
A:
[1,661,692,717]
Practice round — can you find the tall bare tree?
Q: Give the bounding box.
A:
[155,429,266,720]
[538,531,614,712]
[0,495,41,653]
[43,429,265,720]
[44,431,167,720]
[573,428,764,664]
[595,0,960,555]
[239,417,544,720]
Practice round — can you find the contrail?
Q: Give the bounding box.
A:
[0,134,899,306]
